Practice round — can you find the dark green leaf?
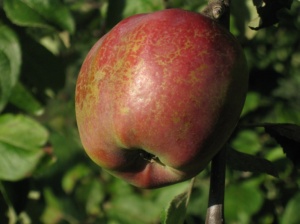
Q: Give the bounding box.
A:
[227,147,278,177]
[1,179,30,214]
[263,123,300,169]
[0,52,11,112]
[9,82,44,115]
[0,25,22,112]
[0,114,48,181]
[3,0,75,33]
[161,191,188,224]
[20,34,65,101]
[249,0,293,30]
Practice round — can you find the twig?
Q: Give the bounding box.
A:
[202,0,230,28]
[202,1,231,223]
[205,145,227,224]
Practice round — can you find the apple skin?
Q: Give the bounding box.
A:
[75,9,248,188]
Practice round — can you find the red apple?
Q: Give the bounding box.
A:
[75,9,248,188]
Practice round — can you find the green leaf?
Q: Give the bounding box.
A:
[225,181,264,224]
[62,164,91,194]
[232,130,261,154]
[9,82,44,115]
[249,0,293,30]
[0,114,48,149]
[161,191,188,224]
[281,193,300,224]
[231,0,258,39]
[263,123,300,169]
[0,114,49,181]
[75,178,105,216]
[227,147,279,177]
[108,194,161,224]
[0,25,22,112]
[122,0,164,18]
[3,0,75,33]
[20,34,66,100]
[41,188,63,223]
[241,92,261,117]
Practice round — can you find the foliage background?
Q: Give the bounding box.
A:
[0,0,300,223]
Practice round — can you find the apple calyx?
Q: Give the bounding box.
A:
[139,150,160,164]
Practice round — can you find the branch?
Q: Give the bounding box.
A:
[205,145,227,224]
[202,0,230,28]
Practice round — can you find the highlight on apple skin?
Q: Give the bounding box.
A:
[75,8,248,188]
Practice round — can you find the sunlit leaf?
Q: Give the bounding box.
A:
[3,0,75,33]
[231,0,258,39]
[161,191,189,224]
[241,92,261,117]
[0,114,48,181]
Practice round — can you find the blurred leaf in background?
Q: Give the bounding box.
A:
[0,25,21,112]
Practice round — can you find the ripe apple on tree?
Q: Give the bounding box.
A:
[75,8,248,188]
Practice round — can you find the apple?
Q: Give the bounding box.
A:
[75,8,248,188]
